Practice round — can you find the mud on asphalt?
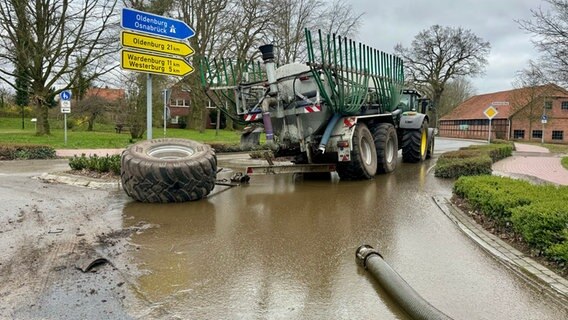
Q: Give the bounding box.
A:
[0,160,156,319]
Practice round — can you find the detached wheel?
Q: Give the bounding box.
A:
[402,121,428,163]
[337,123,377,180]
[121,138,217,203]
[371,123,398,173]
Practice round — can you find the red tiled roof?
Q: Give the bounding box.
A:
[85,87,125,102]
[441,84,568,120]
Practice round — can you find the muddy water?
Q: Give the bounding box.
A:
[122,159,567,319]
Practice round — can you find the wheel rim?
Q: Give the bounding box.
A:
[362,136,373,165]
[386,137,395,163]
[147,145,195,160]
[420,129,427,157]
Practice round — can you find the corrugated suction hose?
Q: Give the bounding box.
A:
[356,245,453,320]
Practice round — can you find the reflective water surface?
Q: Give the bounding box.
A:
[122,144,567,319]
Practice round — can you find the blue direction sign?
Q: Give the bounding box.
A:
[121,8,195,40]
[60,90,71,101]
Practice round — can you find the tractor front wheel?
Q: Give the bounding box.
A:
[402,121,428,163]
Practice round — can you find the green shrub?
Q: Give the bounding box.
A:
[454,176,534,222]
[547,238,568,263]
[455,175,568,262]
[0,144,56,160]
[434,143,513,179]
[511,201,568,251]
[69,154,89,170]
[435,155,492,178]
[68,154,121,175]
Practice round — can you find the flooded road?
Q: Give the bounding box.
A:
[120,138,567,319]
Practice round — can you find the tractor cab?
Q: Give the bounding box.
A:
[399,89,431,114]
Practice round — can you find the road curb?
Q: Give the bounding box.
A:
[37,173,120,190]
[433,195,568,307]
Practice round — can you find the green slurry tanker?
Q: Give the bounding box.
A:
[120,30,435,203]
[201,29,435,180]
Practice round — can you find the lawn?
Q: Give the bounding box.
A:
[0,116,242,149]
[525,141,568,154]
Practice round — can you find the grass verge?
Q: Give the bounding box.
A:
[0,116,243,148]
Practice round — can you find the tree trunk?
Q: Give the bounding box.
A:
[35,101,50,135]
[87,115,95,131]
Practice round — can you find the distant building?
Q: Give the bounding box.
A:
[167,84,191,128]
[84,86,125,102]
[439,84,568,143]
[166,84,221,129]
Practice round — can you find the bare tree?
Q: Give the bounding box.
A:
[518,0,568,86]
[395,25,491,127]
[0,0,119,135]
[510,60,552,137]
[174,0,230,132]
[319,0,363,38]
[267,0,322,64]
[437,77,476,117]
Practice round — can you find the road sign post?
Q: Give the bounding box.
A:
[121,31,194,57]
[121,50,194,77]
[483,105,499,144]
[120,8,196,141]
[60,91,72,145]
[121,8,195,40]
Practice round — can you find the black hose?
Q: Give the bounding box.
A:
[356,245,453,320]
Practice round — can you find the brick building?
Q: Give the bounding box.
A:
[439,84,568,144]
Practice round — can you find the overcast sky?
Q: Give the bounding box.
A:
[348,0,549,95]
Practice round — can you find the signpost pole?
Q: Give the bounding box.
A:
[163,89,167,137]
[488,118,492,144]
[64,113,68,145]
[147,74,153,140]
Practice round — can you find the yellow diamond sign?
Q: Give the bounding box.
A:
[484,106,498,119]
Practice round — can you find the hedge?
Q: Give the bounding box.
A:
[454,175,568,262]
[435,142,513,178]
[0,144,57,160]
[68,154,121,175]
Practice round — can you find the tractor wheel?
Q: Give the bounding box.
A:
[121,138,217,203]
[402,121,428,163]
[426,130,435,159]
[337,123,377,180]
[371,123,398,173]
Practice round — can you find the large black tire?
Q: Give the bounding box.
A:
[371,123,398,173]
[121,138,217,203]
[402,121,428,163]
[336,123,377,180]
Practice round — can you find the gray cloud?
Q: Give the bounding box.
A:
[346,0,549,94]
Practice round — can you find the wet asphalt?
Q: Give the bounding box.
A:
[117,139,567,320]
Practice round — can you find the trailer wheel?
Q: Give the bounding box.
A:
[337,123,377,180]
[121,138,217,203]
[402,121,428,163]
[371,123,398,173]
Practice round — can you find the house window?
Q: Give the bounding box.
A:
[552,130,564,140]
[532,130,543,139]
[544,101,553,109]
[513,130,525,139]
[171,99,187,106]
[171,116,179,124]
[562,101,568,110]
